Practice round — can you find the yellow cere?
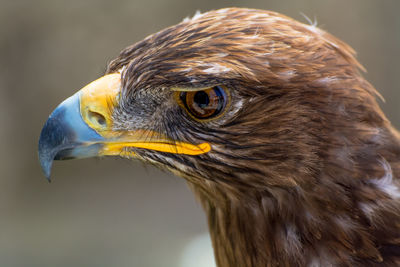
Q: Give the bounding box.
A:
[77,74,212,156]
[80,73,121,131]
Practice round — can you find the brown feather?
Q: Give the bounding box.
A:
[107,8,400,266]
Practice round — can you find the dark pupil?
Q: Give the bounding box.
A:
[194,91,209,108]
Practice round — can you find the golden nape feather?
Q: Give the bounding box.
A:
[39,8,400,267]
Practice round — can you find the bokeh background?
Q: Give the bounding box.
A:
[1,0,399,266]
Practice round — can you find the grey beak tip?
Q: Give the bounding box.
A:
[42,162,52,182]
[38,91,104,181]
[38,147,54,181]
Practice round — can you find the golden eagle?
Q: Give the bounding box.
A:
[39,8,400,266]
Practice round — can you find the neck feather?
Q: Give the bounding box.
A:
[189,162,400,267]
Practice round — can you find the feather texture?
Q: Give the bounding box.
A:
[106,8,400,266]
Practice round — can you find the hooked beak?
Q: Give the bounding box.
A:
[38,74,211,181]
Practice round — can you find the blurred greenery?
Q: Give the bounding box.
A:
[1,0,399,266]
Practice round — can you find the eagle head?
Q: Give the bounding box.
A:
[39,8,400,266]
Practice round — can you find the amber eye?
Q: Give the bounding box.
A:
[179,86,228,120]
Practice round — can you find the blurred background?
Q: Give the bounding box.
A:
[1,0,399,266]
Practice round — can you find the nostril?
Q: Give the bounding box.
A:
[87,110,107,128]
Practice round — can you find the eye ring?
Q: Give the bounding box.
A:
[177,86,229,121]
